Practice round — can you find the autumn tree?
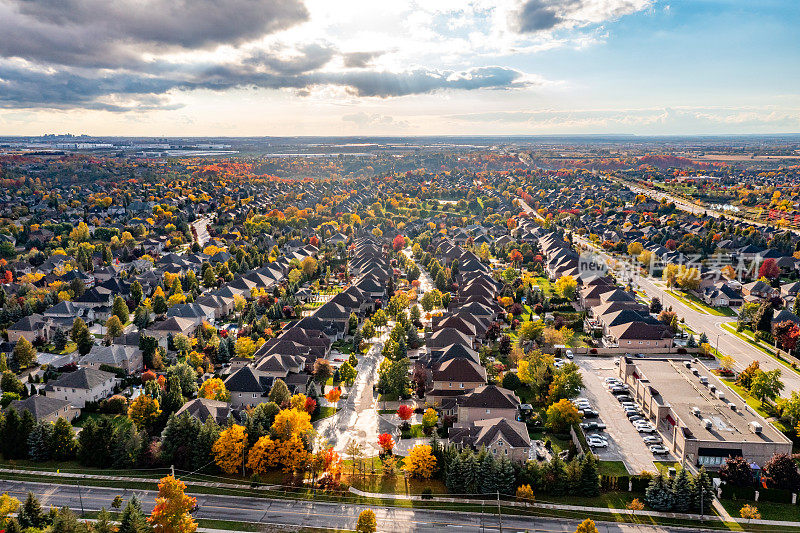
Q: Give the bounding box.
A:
[356,509,377,533]
[106,315,124,339]
[324,387,342,411]
[574,518,599,533]
[377,433,395,455]
[759,258,780,280]
[113,295,130,324]
[71,317,94,355]
[404,444,437,479]
[12,337,36,369]
[555,275,577,300]
[128,395,162,431]
[212,424,247,474]
[148,475,197,533]
[198,378,230,402]
[545,399,581,434]
[271,408,313,441]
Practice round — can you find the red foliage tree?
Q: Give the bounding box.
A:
[309,235,319,246]
[508,249,523,265]
[773,320,800,352]
[377,433,395,454]
[759,258,780,280]
[141,370,157,382]
[665,239,678,251]
[392,234,406,252]
[304,396,317,414]
[396,404,413,421]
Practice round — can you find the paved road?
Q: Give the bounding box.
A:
[315,331,385,454]
[573,233,800,396]
[0,479,720,533]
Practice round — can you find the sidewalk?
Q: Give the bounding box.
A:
[349,486,800,528]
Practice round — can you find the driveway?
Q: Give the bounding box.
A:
[577,356,661,475]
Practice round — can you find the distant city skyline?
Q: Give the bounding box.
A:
[0,0,797,136]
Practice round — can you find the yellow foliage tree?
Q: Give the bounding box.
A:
[212,424,247,474]
[128,395,162,430]
[199,378,230,401]
[271,408,313,441]
[403,444,437,479]
[246,436,279,474]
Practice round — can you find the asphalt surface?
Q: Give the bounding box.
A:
[577,357,661,474]
[0,478,722,533]
[572,233,800,396]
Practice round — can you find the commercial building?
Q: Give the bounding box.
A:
[618,357,792,469]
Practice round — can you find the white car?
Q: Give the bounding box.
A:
[635,424,656,434]
[650,445,669,455]
[588,439,608,449]
[565,349,574,359]
[643,435,662,445]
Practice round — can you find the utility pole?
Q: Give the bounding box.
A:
[78,475,85,517]
[496,491,503,533]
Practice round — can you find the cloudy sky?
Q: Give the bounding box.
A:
[0,0,797,136]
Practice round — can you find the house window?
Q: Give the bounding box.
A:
[460,383,464,388]
[627,341,631,344]
[485,409,491,414]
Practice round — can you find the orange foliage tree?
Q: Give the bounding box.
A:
[148,475,197,533]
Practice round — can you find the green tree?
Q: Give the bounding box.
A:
[71,317,94,356]
[52,328,68,352]
[18,492,44,530]
[1,370,24,395]
[672,468,692,512]
[118,495,150,533]
[339,361,357,385]
[579,453,600,497]
[113,295,130,323]
[152,294,168,315]
[28,421,53,461]
[131,281,144,308]
[361,319,376,339]
[51,417,77,460]
[268,378,291,405]
[166,362,198,397]
[12,337,37,369]
[750,369,784,405]
[644,473,675,512]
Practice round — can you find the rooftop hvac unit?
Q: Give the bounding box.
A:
[729,403,738,412]
[716,391,726,401]
[749,421,763,434]
[709,385,716,393]
[692,406,701,417]
[699,376,709,385]
[703,419,713,430]
[692,369,700,376]
[684,361,692,369]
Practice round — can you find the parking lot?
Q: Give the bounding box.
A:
[576,356,669,474]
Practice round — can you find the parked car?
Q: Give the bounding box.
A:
[582,409,599,418]
[635,424,655,433]
[628,414,644,422]
[650,445,669,455]
[565,349,574,359]
[588,439,608,449]
[580,422,606,431]
[643,435,662,445]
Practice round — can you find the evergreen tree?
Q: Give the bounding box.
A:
[579,452,600,497]
[645,473,675,512]
[687,334,697,348]
[161,412,200,469]
[71,318,94,356]
[692,467,714,512]
[352,329,362,354]
[445,452,464,494]
[27,421,53,461]
[496,457,516,496]
[93,508,116,533]
[118,495,149,533]
[193,415,221,470]
[131,281,144,308]
[545,455,568,496]
[4,518,21,533]
[161,375,184,415]
[48,506,88,533]
[672,468,692,512]
[268,378,290,405]
[52,327,68,352]
[112,424,144,468]
[18,492,44,530]
[477,451,498,496]
[699,332,709,345]
[461,450,478,494]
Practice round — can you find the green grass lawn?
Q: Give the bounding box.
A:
[720,498,800,522]
[719,378,789,433]
[671,290,736,317]
[598,461,630,477]
[401,424,425,439]
[42,342,78,355]
[311,406,338,422]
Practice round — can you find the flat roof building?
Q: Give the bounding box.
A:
[619,357,792,469]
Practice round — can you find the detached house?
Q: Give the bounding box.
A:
[45,368,116,408]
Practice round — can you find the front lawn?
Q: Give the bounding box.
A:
[720,498,800,522]
[41,342,78,355]
[400,424,425,439]
[311,406,338,422]
[671,290,736,317]
[598,460,629,477]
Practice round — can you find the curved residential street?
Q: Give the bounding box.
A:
[315,330,386,454]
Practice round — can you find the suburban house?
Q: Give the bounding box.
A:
[45,368,117,408]
[6,395,80,422]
